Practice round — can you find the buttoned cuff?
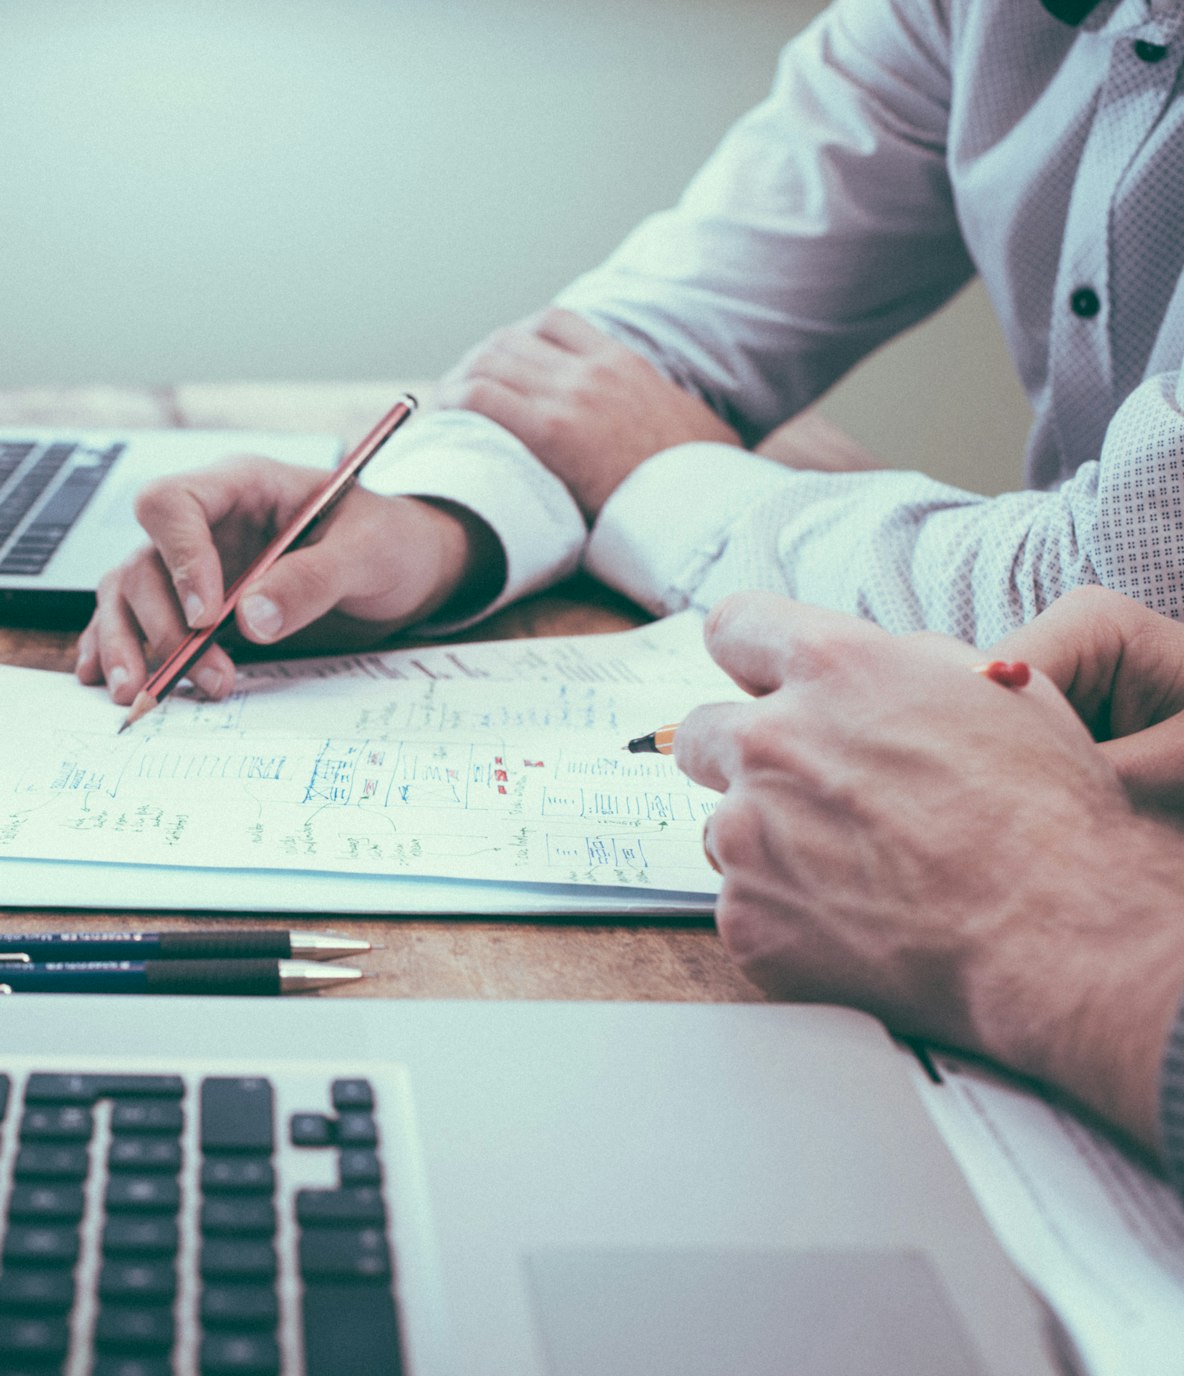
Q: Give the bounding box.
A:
[362,409,587,632]
[585,443,798,613]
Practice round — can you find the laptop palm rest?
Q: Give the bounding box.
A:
[525,1248,987,1376]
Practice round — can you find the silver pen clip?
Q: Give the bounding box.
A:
[0,954,31,964]
[0,984,12,995]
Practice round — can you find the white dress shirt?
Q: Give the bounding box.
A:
[365,0,1184,645]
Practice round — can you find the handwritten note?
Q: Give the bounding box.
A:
[0,615,739,894]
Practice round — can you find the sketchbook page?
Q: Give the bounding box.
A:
[0,616,738,896]
[908,1051,1184,1376]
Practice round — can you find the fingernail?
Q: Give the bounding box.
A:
[183,591,205,626]
[193,666,224,697]
[241,594,283,640]
[108,666,129,694]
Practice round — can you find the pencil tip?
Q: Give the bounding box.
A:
[118,690,158,735]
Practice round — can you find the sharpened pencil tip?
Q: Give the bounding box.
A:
[118,689,159,735]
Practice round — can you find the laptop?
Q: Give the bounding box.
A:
[0,429,343,627]
[0,995,1072,1375]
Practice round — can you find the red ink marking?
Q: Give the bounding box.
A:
[977,660,1030,689]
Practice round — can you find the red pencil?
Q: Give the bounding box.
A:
[118,394,417,733]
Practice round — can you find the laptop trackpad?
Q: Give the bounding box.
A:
[524,1248,986,1376]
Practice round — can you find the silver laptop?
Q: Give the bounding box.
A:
[0,995,1070,1374]
[0,429,342,625]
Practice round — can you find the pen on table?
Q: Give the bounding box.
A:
[0,959,363,996]
[0,929,371,963]
[119,393,418,734]
[626,724,679,755]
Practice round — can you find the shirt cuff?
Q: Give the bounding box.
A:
[585,443,798,614]
[361,409,587,632]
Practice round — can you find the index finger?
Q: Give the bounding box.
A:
[702,591,888,696]
[131,456,293,630]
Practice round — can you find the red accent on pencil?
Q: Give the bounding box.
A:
[973,660,1031,689]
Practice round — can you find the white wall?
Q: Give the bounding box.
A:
[1,0,1031,494]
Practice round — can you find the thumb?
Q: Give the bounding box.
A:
[235,542,349,644]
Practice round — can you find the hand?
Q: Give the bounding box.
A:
[75,455,502,704]
[990,584,1184,812]
[432,307,742,520]
[674,590,1184,1153]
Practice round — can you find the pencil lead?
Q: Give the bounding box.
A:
[118,689,158,735]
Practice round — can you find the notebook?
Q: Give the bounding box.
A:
[0,429,342,626]
[0,995,1070,1375]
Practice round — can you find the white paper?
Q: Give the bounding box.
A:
[0,613,739,910]
[910,1050,1184,1376]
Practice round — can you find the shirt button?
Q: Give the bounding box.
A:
[1070,287,1101,318]
[1133,39,1168,61]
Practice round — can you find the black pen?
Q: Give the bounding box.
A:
[0,929,370,963]
[0,959,362,996]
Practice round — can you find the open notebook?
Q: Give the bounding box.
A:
[0,613,736,916]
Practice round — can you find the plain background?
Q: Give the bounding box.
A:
[1,0,1031,496]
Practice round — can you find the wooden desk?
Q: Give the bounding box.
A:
[0,383,766,1003]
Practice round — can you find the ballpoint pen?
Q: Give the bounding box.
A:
[0,929,371,963]
[0,959,363,995]
[119,393,417,733]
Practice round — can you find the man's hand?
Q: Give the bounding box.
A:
[674,590,1184,1155]
[75,456,501,704]
[992,584,1184,811]
[432,307,742,520]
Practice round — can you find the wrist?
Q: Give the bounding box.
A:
[403,497,507,624]
[972,810,1184,1155]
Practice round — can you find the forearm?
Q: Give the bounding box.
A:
[586,445,1096,643]
[966,809,1184,1158]
[553,0,971,445]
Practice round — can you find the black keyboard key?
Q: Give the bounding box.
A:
[339,1149,382,1186]
[3,1223,80,1267]
[109,1137,182,1173]
[19,1104,93,1141]
[201,1239,277,1282]
[335,1113,378,1147]
[296,1187,385,1227]
[94,1356,174,1376]
[106,1176,181,1214]
[199,1330,280,1374]
[302,1281,402,1376]
[0,1312,70,1362]
[99,1259,177,1304]
[23,1073,184,1105]
[201,1079,274,1154]
[200,1284,278,1330]
[13,1143,89,1180]
[290,1113,334,1147]
[112,1101,184,1135]
[201,1197,276,1237]
[94,1303,175,1353]
[6,1181,85,1221]
[299,1227,390,1281]
[0,1268,75,1312]
[102,1218,179,1258]
[331,1078,374,1112]
[202,1159,274,1195]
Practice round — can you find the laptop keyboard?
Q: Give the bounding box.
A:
[0,1060,408,1375]
[0,441,124,574]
